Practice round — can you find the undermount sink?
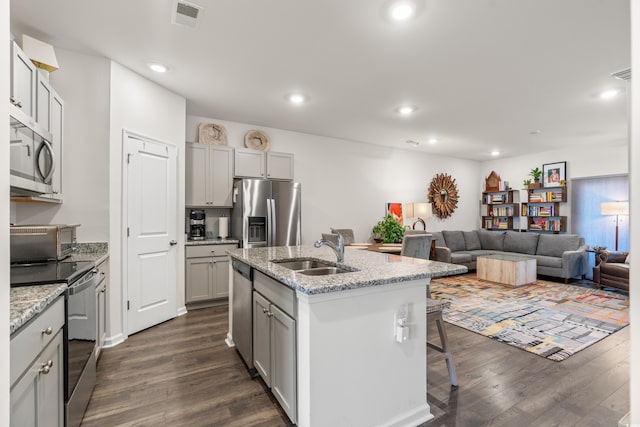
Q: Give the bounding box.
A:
[298,267,353,276]
[272,259,334,270]
[271,258,359,276]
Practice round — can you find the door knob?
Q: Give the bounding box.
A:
[169,240,177,246]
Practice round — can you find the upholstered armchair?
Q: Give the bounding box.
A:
[593,251,629,292]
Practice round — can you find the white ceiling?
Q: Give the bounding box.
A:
[10,0,630,160]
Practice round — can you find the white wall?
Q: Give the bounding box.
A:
[1,0,11,423]
[187,115,480,243]
[109,62,186,344]
[12,48,111,242]
[480,144,629,232]
[629,2,638,424]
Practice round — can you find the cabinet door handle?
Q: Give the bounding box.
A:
[41,326,53,335]
[39,360,53,375]
[267,312,273,318]
[170,240,178,246]
[15,101,22,108]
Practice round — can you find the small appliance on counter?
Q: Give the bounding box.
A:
[10,224,78,263]
[189,209,206,240]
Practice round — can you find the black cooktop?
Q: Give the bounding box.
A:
[10,260,96,287]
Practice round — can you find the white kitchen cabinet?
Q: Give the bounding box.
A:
[185,244,236,306]
[185,142,233,207]
[252,271,297,423]
[10,296,65,427]
[95,258,109,360]
[36,72,52,131]
[234,149,295,181]
[266,152,294,180]
[234,148,265,178]
[10,40,37,118]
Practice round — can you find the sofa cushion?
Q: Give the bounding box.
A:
[443,230,466,252]
[601,262,630,278]
[536,234,581,257]
[463,231,482,250]
[503,231,539,255]
[477,230,505,251]
[450,252,473,263]
[430,231,446,247]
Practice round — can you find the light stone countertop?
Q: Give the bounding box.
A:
[10,284,67,335]
[68,242,109,264]
[186,238,239,246]
[227,245,467,295]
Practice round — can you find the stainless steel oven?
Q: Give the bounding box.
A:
[10,260,98,427]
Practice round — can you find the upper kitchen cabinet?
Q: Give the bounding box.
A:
[234,148,294,181]
[266,152,294,180]
[234,148,265,178]
[186,142,234,207]
[10,40,37,118]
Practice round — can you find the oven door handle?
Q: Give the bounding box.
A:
[68,269,99,295]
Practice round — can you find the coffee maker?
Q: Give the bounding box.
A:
[189,209,206,240]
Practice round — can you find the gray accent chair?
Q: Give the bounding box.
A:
[431,230,588,282]
[330,228,355,244]
[401,234,433,260]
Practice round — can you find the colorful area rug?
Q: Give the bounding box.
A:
[430,275,629,361]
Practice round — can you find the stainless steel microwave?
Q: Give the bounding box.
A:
[10,224,79,263]
[9,104,54,196]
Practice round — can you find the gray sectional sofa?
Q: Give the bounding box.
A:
[431,230,588,282]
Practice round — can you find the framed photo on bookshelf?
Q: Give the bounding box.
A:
[542,161,566,188]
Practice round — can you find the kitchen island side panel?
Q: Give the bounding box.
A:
[296,280,432,427]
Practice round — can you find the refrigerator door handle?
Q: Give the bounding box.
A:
[270,198,277,246]
[266,198,272,246]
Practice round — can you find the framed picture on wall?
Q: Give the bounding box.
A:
[542,161,566,187]
[385,202,404,224]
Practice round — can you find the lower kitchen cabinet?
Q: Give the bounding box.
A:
[95,258,109,360]
[10,296,65,427]
[185,244,236,306]
[252,275,297,424]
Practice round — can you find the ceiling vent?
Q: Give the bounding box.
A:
[611,68,631,81]
[172,0,203,29]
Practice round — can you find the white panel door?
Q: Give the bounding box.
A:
[125,132,178,335]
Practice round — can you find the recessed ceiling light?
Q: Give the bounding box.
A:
[286,93,308,104]
[428,138,439,144]
[148,63,169,73]
[600,89,620,99]
[529,129,542,135]
[397,105,417,115]
[491,150,500,157]
[406,140,420,147]
[390,2,415,21]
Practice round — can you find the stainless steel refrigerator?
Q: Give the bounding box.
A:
[231,179,302,248]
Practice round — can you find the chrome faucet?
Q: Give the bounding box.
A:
[314,234,345,263]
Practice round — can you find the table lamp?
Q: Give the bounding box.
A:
[600,201,629,251]
[405,202,432,230]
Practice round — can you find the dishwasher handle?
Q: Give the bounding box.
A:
[232,259,252,281]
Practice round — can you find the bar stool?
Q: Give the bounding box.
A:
[427,298,458,387]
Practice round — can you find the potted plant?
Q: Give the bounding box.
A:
[529,167,542,189]
[371,214,406,243]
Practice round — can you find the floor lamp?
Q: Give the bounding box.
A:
[405,202,433,230]
[600,201,629,251]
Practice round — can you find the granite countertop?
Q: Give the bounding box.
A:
[10,284,67,335]
[228,246,467,295]
[186,238,239,246]
[67,242,109,264]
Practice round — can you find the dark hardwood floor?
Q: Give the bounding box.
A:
[82,291,629,427]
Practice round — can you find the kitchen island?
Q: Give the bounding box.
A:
[226,245,466,427]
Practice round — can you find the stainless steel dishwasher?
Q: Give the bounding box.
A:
[232,259,256,374]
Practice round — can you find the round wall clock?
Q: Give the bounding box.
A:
[428,173,459,219]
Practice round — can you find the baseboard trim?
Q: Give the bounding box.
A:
[380,403,433,427]
[225,332,235,348]
[177,305,187,316]
[103,333,125,348]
